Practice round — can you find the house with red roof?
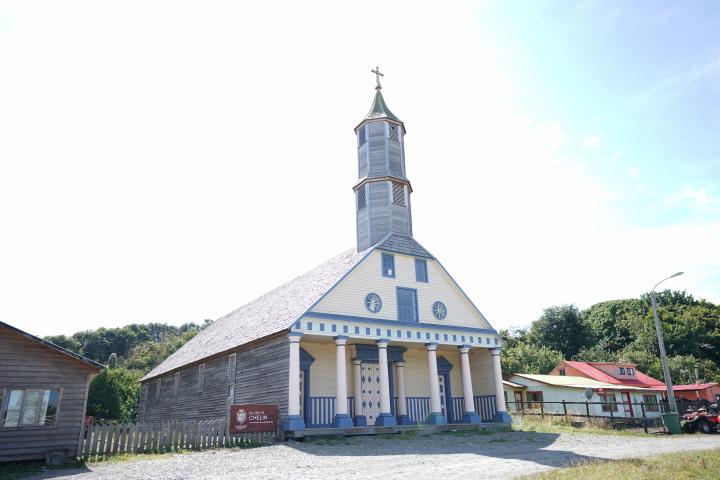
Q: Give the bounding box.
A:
[652,383,720,403]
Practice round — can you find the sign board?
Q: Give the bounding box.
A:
[230,404,278,433]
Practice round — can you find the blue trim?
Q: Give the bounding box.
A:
[436,356,454,422]
[396,287,419,323]
[288,332,303,338]
[354,344,407,363]
[396,414,414,425]
[425,412,447,425]
[283,415,306,431]
[331,413,353,428]
[333,335,349,341]
[463,412,481,424]
[353,415,367,427]
[375,412,397,426]
[299,348,315,426]
[494,411,513,424]
[303,312,498,335]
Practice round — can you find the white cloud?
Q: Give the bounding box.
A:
[582,136,601,149]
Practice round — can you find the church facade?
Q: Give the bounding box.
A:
[138,71,511,432]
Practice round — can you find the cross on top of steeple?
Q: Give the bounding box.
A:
[371,66,384,90]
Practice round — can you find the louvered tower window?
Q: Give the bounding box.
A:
[357,188,367,211]
[358,127,367,146]
[392,182,405,206]
[389,124,399,142]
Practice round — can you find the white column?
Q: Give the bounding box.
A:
[426,343,442,414]
[375,339,396,425]
[335,337,349,416]
[395,361,408,419]
[353,358,362,426]
[459,346,475,413]
[490,347,510,421]
[283,333,305,430]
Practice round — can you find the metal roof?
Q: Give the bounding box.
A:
[0,321,104,370]
[356,89,404,131]
[142,247,371,381]
[511,374,657,391]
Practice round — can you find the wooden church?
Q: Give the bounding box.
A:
[139,69,511,432]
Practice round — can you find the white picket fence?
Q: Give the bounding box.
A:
[79,419,275,460]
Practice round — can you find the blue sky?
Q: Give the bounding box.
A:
[0,1,718,336]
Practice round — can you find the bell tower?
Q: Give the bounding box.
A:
[354,67,413,252]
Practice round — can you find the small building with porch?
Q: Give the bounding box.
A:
[138,71,510,433]
[0,321,103,463]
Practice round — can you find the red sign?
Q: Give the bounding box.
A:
[230,404,278,433]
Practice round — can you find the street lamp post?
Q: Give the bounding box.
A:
[651,271,683,432]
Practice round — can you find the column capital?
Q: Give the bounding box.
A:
[334,335,349,345]
[376,338,390,347]
[490,347,502,356]
[288,332,303,342]
[458,345,471,354]
[352,358,362,365]
[395,361,405,368]
[424,342,438,351]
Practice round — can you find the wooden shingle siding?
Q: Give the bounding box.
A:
[358,142,368,177]
[139,335,290,422]
[367,122,386,176]
[234,337,289,415]
[388,141,403,176]
[368,181,390,246]
[0,326,97,462]
[391,203,410,235]
[469,349,496,396]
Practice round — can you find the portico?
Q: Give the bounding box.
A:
[282,329,510,432]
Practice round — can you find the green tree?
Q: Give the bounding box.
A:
[87,368,142,423]
[501,342,564,376]
[528,305,592,359]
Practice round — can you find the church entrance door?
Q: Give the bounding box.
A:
[360,363,381,424]
[438,375,447,417]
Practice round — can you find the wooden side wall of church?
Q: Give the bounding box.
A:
[367,122,387,176]
[0,326,97,463]
[368,181,390,246]
[139,335,290,423]
[233,336,289,415]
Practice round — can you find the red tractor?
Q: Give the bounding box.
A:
[682,404,719,434]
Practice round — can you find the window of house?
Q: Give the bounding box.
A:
[174,373,180,397]
[357,188,366,211]
[1,389,60,428]
[526,391,543,409]
[198,364,206,393]
[381,253,395,278]
[643,395,659,412]
[415,259,428,283]
[619,367,626,375]
[391,182,406,206]
[228,353,237,385]
[600,393,618,412]
[559,368,566,376]
[397,287,418,323]
[627,368,634,376]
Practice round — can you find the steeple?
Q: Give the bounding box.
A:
[354,67,413,252]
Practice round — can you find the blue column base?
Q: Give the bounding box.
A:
[353,415,367,427]
[462,412,482,424]
[331,413,354,428]
[425,412,447,425]
[374,413,397,426]
[396,414,414,425]
[282,415,306,431]
[494,411,513,424]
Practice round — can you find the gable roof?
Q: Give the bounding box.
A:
[377,234,433,259]
[142,247,371,381]
[511,374,655,391]
[0,321,103,371]
[651,382,719,392]
[560,361,664,388]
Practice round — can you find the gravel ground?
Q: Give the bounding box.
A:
[21,431,720,480]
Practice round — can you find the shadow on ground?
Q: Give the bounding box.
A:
[285,430,608,469]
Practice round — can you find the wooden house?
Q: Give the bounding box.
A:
[138,72,511,433]
[0,321,102,463]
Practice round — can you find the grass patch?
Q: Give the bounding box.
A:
[521,448,720,480]
[512,415,647,437]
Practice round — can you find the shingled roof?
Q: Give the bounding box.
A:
[142,247,370,381]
